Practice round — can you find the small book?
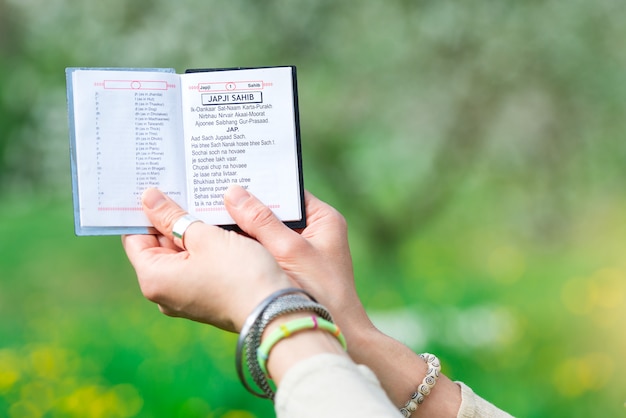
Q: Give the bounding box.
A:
[66,66,305,235]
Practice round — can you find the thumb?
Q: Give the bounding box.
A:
[224,185,297,250]
[142,188,202,247]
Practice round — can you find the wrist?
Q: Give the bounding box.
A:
[235,287,337,399]
[234,275,292,331]
[336,309,378,353]
[262,312,348,384]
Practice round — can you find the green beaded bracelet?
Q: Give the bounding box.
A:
[257,316,347,376]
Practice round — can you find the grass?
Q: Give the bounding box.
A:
[1,191,625,417]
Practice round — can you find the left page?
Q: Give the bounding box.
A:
[67,68,187,235]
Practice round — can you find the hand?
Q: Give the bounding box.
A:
[225,187,465,414]
[122,188,292,332]
[224,185,374,337]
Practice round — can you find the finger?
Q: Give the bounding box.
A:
[122,234,165,267]
[122,233,193,306]
[142,188,188,236]
[141,188,209,251]
[122,233,159,254]
[224,185,303,253]
[121,231,178,254]
[157,233,179,251]
[301,190,348,240]
[122,234,179,270]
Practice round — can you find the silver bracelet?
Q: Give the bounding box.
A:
[235,288,315,398]
[245,294,333,399]
[400,353,441,417]
[235,288,332,399]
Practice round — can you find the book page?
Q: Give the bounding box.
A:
[179,67,303,225]
[70,69,187,229]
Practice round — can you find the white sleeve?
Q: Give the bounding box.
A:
[456,382,515,418]
[275,353,402,418]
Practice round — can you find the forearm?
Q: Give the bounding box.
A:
[290,304,510,418]
[345,323,462,417]
[263,313,401,417]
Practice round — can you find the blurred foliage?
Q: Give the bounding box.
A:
[1,0,626,417]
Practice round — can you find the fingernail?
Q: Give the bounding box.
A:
[226,185,250,208]
[142,188,167,209]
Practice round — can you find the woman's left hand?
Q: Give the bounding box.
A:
[122,188,292,332]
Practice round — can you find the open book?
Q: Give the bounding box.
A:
[66,66,305,235]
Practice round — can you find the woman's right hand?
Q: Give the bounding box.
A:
[224,185,375,336]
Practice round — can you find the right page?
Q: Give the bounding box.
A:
[179,66,305,228]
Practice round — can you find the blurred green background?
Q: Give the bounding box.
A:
[1,1,625,417]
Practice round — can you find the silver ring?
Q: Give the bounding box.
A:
[172,214,202,250]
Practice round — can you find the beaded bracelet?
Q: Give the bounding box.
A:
[400,353,441,417]
[257,316,347,376]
